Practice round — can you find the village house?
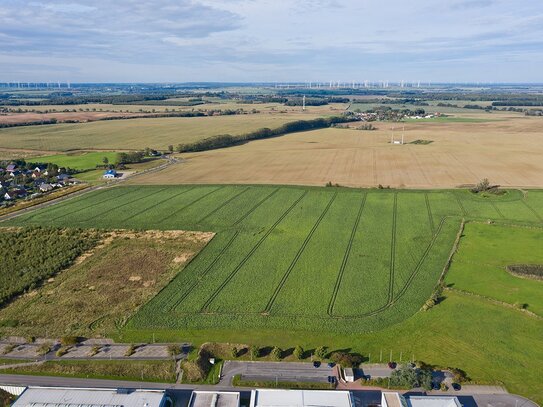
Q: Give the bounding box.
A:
[5,164,17,173]
[103,169,118,179]
[38,183,54,192]
[4,189,27,200]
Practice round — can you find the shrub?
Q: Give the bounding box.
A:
[271,347,282,361]
[89,345,101,356]
[37,342,52,356]
[125,344,136,357]
[56,346,69,357]
[250,345,260,360]
[293,346,304,360]
[2,344,15,355]
[330,351,362,368]
[315,346,328,360]
[230,346,238,359]
[389,364,433,390]
[60,336,79,346]
[167,344,181,357]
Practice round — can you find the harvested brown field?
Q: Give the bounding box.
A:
[0,230,213,337]
[131,113,543,188]
[0,111,326,151]
[0,111,148,124]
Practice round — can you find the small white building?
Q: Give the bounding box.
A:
[250,389,353,407]
[11,386,171,407]
[344,367,355,382]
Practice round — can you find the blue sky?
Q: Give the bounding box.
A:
[0,0,542,82]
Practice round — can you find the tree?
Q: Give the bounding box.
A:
[168,145,174,153]
[315,346,327,360]
[250,345,260,360]
[293,345,304,360]
[102,157,109,165]
[230,345,238,359]
[271,346,281,361]
[389,364,433,390]
[331,351,362,368]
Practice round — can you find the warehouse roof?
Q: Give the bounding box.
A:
[189,391,240,407]
[250,389,353,407]
[12,386,167,407]
[406,396,462,407]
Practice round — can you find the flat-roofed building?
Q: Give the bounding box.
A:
[11,386,170,407]
[381,392,462,407]
[189,391,240,407]
[250,389,353,407]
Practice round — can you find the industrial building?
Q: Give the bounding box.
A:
[10,386,171,407]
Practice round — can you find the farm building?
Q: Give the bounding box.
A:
[103,169,118,179]
[381,392,462,407]
[250,390,353,407]
[10,386,171,407]
[189,391,240,407]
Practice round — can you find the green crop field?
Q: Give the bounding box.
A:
[0,113,318,151]
[3,185,543,402]
[5,186,543,333]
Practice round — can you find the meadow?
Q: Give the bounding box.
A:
[34,151,117,170]
[133,114,543,188]
[4,185,543,334]
[0,111,324,151]
[446,222,543,315]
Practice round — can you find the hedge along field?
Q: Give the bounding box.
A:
[5,186,543,333]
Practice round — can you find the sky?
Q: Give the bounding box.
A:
[0,0,542,83]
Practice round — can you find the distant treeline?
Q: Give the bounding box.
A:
[0,110,255,129]
[177,116,352,153]
[492,101,543,106]
[0,119,59,128]
[0,94,175,106]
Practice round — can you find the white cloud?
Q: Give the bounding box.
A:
[0,0,542,82]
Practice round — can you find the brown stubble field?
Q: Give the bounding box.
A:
[131,113,543,188]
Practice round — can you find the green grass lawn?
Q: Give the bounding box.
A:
[446,222,543,315]
[34,151,117,170]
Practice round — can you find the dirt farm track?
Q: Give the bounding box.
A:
[131,114,543,189]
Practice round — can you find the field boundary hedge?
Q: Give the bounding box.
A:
[177,116,352,153]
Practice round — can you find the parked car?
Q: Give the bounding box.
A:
[452,383,461,391]
[313,361,321,368]
[432,382,440,390]
[388,361,397,369]
[327,362,335,368]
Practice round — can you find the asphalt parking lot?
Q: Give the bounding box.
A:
[221,361,335,384]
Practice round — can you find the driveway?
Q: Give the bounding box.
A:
[220,361,335,385]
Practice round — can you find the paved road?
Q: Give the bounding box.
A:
[221,361,335,385]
